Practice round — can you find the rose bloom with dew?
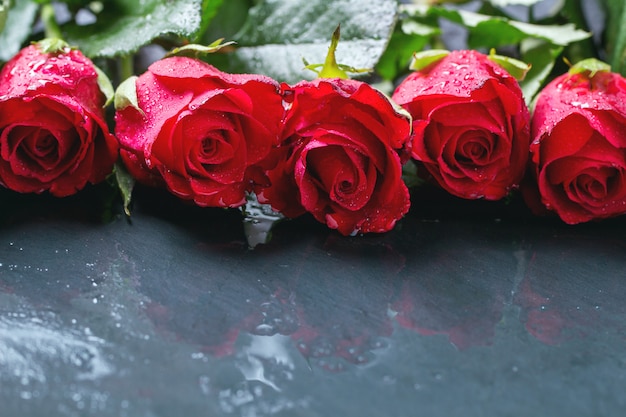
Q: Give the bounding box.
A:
[392,49,531,201]
[0,41,118,196]
[524,59,626,224]
[114,56,284,208]
[258,78,412,236]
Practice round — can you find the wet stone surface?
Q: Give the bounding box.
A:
[0,186,625,416]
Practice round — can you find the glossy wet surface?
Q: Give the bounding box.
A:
[1,187,625,416]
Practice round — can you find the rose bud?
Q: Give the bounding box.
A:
[258,78,412,236]
[0,40,118,196]
[526,59,626,224]
[114,56,284,208]
[392,49,531,200]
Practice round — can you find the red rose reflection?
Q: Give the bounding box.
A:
[515,238,626,345]
[115,57,284,208]
[0,44,118,196]
[285,236,401,372]
[258,78,412,236]
[392,50,530,200]
[392,245,514,350]
[141,263,269,358]
[232,234,403,373]
[525,68,626,224]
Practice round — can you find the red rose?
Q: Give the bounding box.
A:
[527,67,626,223]
[115,57,284,208]
[392,50,530,200]
[258,78,411,236]
[0,43,118,196]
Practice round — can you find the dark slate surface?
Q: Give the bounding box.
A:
[0,186,625,416]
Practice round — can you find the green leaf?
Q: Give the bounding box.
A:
[0,0,9,34]
[487,0,543,6]
[219,0,399,83]
[506,19,590,46]
[62,0,204,58]
[603,0,626,75]
[402,160,425,189]
[113,161,136,218]
[402,5,591,49]
[520,39,562,103]
[376,19,439,80]
[0,0,39,62]
[196,0,225,42]
[519,39,562,104]
[200,0,251,44]
[557,0,596,63]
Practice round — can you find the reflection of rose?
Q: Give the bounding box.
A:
[141,266,265,357]
[286,236,401,371]
[525,69,626,224]
[392,50,530,200]
[392,242,513,349]
[0,43,118,196]
[115,57,284,208]
[259,78,411,235]
[515,237,626,345]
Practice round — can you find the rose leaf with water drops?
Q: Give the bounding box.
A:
[216,0,398,83]
[61,0,204,58]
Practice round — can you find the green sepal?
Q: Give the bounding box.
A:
[113,160,135,218]
[36,38,71,54]
[114,76,144,115]
[165,38,236,58]
[409,49,449,72]
[304,25,370,79]
[320,25,348,79]
[94,65,115,107]
[303,60,371,78]
[488,49,531,81]
[567,57,612,78]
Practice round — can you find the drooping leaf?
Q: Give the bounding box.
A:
[217,0,399,83]
[113,161,136,218]
[62,0,204,58]
[0,0,39,62]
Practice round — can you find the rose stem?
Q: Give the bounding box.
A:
[41,3,62,40]
[119,54,134,82]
